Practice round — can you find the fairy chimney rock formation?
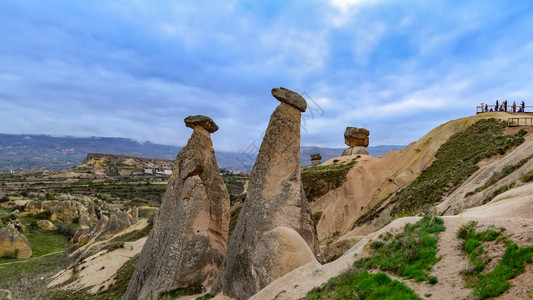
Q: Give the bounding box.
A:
[123,115,230,300]
[311,153,322,166]
[211,87,319,300]
[342,127,370,156]
[0,224,32,258]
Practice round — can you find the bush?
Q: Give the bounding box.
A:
[34,210,52,220]
[0,195,10,203]
[521,169,533,183]
[56,224,76,240]
[44,193,55,200]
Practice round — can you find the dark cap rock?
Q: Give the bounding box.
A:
[311,153,322,160]
[271,87,307,112]
[344,127,370,147]
[184,115,219,133]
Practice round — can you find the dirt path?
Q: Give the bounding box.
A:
[0,251,63,267]
[0,289,12,300]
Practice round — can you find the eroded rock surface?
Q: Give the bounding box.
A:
[342,146,369,156]
[37,220,56,231]
[123,115,230,300]
[344,127,369,147]
[0,224,32,258]
[211,88,318,300]
[311,153,322,166]
[95,211,135,241]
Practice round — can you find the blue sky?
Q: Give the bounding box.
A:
[1,0,532,151]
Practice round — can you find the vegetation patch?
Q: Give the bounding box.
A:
[25,227,69,257]
[457,221,533,299]
[159,284,205,299]
[302,159,357,202]
[466,153,533,197]
[390,119,525,216]
[305,271,420,300]
[0,252,64,297]
[521,169,533,182]
[481,181,516,204]
[305,216,445,299]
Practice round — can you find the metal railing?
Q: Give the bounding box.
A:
[508,117,533,127]
[476,103,531,114]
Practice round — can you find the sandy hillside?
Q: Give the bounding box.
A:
[251,180,533,300]
[312,112,518,245]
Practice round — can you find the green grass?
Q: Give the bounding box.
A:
[466,154,533,197]
[481,181,516,204]
[301,159,357,202]
[25,227,69,257]
[521,169,533,182]
[389,119,525,216]
[0,252,64,293]
[305,216,445,299]
[355,215,445,283]
[457,221,533,299]
[305,271,420,300]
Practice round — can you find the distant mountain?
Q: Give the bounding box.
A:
[0,134,405,173]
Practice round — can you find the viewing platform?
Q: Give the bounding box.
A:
[476,103,531,114]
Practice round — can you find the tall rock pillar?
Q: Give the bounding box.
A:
[123,115,230,300]
[211,87,319,299]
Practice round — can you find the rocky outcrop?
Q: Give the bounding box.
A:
[123,115,230,300]
[25,200,98,225]
[95,211,135,241]
[311,153,322,166]
[0,224,32,258]
[342,146,369,156]
[37,220,56,231]
[211,88,319,300]
[69,225,91,247]
[342,127,370,156]
[89,215,109,241]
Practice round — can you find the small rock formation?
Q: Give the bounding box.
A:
[69,225,91,247]
[0,224,32,258]
[342,127,370,156]
[311,153,322,166]
[127,207,139,218]
[123,115,230,300]
[37,220,56,231]
[211,88,319,300]
[95,211,135,241]
[89,215,109,240]
[25,200,98,225]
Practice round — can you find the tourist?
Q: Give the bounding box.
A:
[485,104,488,112]
[504,100,508,112]
[495,100,499,111]
[522,101,526,112]
[512,101,516,112]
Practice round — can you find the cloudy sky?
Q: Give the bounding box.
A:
[1,0,532,151]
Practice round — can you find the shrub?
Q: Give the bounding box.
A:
[34,210,52,220]
[457,222,533,299]
[56,224,76,240]
[0,195,10,203]
[521,169,533,183]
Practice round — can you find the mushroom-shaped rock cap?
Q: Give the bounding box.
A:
[311,153,322,160]
[271,87,307,112]
[184,115,219,133]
